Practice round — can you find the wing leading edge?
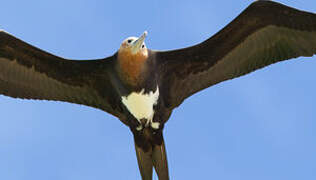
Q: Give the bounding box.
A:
[156,0,316,109]
[0,30,123,118]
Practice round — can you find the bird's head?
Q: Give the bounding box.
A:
[118,31,148,58]
[117,31,149,85]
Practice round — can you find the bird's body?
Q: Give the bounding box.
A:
[121,86,160,129]
[115,35,163,130]
[1,1,316,179]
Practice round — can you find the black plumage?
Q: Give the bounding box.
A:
[1,1,316,179]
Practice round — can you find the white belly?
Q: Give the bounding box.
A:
[121,87,159,129]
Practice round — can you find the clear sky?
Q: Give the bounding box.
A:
[0,0,316,179]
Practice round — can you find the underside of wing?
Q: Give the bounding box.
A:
[156,0,316,109]
[0,30,123,118]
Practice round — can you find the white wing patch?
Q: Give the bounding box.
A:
[121,87,159,130]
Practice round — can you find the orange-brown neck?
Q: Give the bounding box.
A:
[117,49,148,86]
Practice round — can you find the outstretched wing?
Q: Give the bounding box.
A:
[156,0,316,109]
[0,30,123,118]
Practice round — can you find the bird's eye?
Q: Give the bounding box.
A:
[127,39,132,43]
[142,45,145,48]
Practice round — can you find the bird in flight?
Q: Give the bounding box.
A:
[1,1,316,179]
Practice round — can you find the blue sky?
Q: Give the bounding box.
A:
[1,0,316,179]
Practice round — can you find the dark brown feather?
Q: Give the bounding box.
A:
[0,30,124,119]
[133,128,169,180]
[156,0,316,109]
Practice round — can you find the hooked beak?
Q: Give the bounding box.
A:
[131,31,147,54]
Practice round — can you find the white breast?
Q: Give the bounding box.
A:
[121,87,159,129]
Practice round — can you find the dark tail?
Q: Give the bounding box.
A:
[133,128,169,180]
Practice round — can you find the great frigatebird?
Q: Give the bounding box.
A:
[1,1,316,179]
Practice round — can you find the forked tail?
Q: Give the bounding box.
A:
[133,128,169,180]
